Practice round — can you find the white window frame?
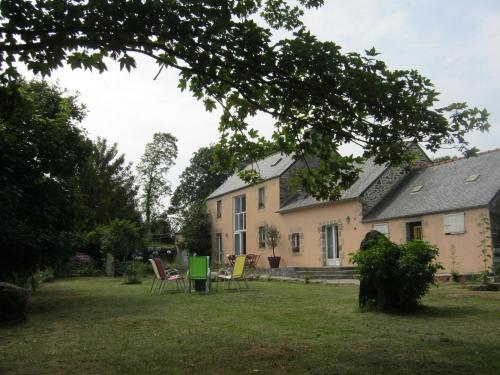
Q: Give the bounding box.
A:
[258,226,266,248]
[443,212,465,235]
[258,187,265,209]
[233,195,246,254]
[372,223,389,237]
[216,200,222,218]
[291,233,300,252]
[324,225,340,267]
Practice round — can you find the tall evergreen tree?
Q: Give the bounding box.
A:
[77,137,140,230]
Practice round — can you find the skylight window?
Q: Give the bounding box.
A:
[270,158,282,167]
[466,174,480,182]
[411,185,424,193]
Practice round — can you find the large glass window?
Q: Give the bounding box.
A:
[258,226,266,248]
[233,195,246,255]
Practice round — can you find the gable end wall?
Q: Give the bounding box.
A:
[360,143,430,216]
[279,157,319,207]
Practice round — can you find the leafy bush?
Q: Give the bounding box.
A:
[80,228,106,267]
[5,271,46,292]
[39,268,55,282]
[475,214,493,285]
[56,252,101,277]
[178,201,211,255]
[476,271,491,285]
[119,260,147,284]
[0,282,28,322]
[101,219,142,261]
[449,244,460,282]
[351,237,442,313]
[493,263,500,277]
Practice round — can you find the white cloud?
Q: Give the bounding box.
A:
[303,0,414,51]
[472,13,500,81]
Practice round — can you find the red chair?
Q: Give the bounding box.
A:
[153,258,184,292]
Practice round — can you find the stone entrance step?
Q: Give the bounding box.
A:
[293,267,359,280]
[293,267,356,272]
[256,266,359,281]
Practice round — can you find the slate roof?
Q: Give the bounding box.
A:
[277,158,389,212]
[364,149,500,222]
[206,152,295,199]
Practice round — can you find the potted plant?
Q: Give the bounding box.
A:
[264,224,281,268]
[123,259,146,284]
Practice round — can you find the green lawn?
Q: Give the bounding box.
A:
[1,278,499,375]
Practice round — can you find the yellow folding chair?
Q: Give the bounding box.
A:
[216,255,248,291]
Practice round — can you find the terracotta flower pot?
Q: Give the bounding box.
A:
[268,256,281,269]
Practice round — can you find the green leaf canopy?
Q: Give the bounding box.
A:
[0,0,490,199]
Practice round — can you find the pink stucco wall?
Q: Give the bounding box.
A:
[207,177,492,273]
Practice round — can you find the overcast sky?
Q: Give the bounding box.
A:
[40,0,500,192]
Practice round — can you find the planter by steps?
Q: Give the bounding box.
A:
[268,256,281,269]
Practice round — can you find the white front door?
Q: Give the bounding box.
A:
[325,225,340,267]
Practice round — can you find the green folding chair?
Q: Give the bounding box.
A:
[185,256,211,294]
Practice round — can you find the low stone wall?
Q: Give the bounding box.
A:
[255,267,302,278]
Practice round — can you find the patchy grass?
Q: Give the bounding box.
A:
[1,278,499,374]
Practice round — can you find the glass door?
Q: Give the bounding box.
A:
[325,225,340,267]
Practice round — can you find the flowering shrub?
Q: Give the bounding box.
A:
[70,252,93,266]
[57,252,101,277]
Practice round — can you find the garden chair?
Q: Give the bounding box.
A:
[185,256,211,294]
[149,258,162,294]
[149,258,184,294]
[154,258,184,292]
[245,254,260,279]
[216,255,249,291]
[226,254,236,267]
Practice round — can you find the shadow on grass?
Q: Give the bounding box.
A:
[416,304,482,318]
[206,334,497,375]
[355,303,483,320]
[0,317,27,328]
[24,281,259,324]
